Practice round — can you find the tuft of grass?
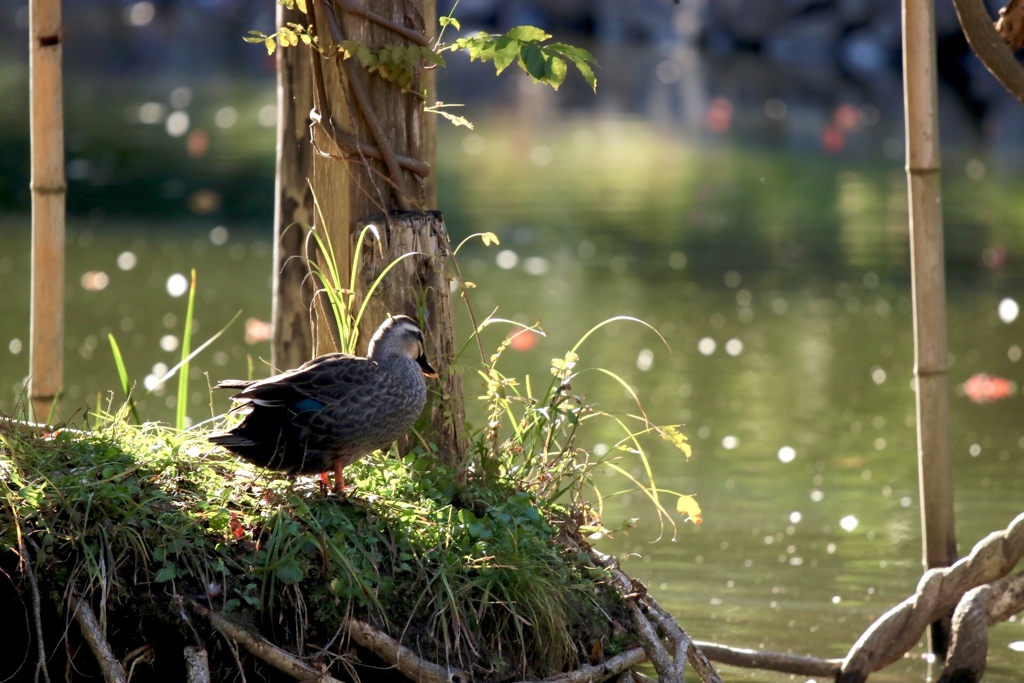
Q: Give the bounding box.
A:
[0,406,631,680]
[303,201,425,355]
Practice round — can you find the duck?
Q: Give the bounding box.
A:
[209,315,437,493]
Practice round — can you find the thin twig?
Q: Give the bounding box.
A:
[647,607,689,680]
[20,538,52,683]
[642,598,722,683]
[69,590,128,683]
[310,116,431,177]
[306,0,331,129]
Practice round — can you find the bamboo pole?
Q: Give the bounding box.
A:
[29,0,66,422]
[902,0,957,657]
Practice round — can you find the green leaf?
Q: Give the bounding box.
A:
[354,43,373,67]
[274,558,305,585]
[421,48,446,68]
[493,37,519,75]
[465,35,496,62]
[439,16,460,30]
[547,42,596,64]
[506,26,552,42]
[518,42,547,81]
[155,563,178,582]
[549,42,597,92]
[264,36,277,56]
[546,54,567,89]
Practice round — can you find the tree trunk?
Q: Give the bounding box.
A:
[275,0,464,464]
[306,0,429,354]
[272,0,316,372]
[29,0,66,422]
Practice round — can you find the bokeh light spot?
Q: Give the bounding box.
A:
[166,273,189,297]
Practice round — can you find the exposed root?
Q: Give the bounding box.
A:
[190,600,345,682]
[533,647,648,683]
[183,646,211,683]
[627,600,680,683]
[69,589,127,683]
[643,598,720,683]
[345,618,470,683]
[588,548,722,683]
[692,641,841,677]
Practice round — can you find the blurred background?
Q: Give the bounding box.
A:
[2,1,1024,679]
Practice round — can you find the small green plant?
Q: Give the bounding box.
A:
[107,270,240,428]
[467,314,701,541]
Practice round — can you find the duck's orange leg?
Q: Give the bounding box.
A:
[333,459,346,494]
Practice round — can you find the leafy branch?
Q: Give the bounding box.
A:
[441,24,597,93]
[244,5,597,123]
[244,22,316,56]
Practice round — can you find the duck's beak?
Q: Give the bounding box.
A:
[417,354,438,378]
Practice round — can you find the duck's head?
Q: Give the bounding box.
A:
[369,315,438,377]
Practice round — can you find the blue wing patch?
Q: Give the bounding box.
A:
[293,398,326,412]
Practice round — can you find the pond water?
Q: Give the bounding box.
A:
[3,49,1024,681]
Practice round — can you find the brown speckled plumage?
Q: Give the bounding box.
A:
[209,316,435,489]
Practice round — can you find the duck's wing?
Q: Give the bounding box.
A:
[230,353,383,411]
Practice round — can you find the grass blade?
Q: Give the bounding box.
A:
[148,309,242,392]
[176,270,197,430]
[107,334,141,424]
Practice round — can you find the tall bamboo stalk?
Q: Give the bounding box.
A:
[29,0,66,422]
[902,0,956,657]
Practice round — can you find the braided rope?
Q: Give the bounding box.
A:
[938,570,1024,683]
[839,512,1024,683]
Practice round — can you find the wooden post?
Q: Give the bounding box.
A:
[271,0,315,372]
[353,212,468,466]
[29,0,66,422]
[902,0,957,657]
